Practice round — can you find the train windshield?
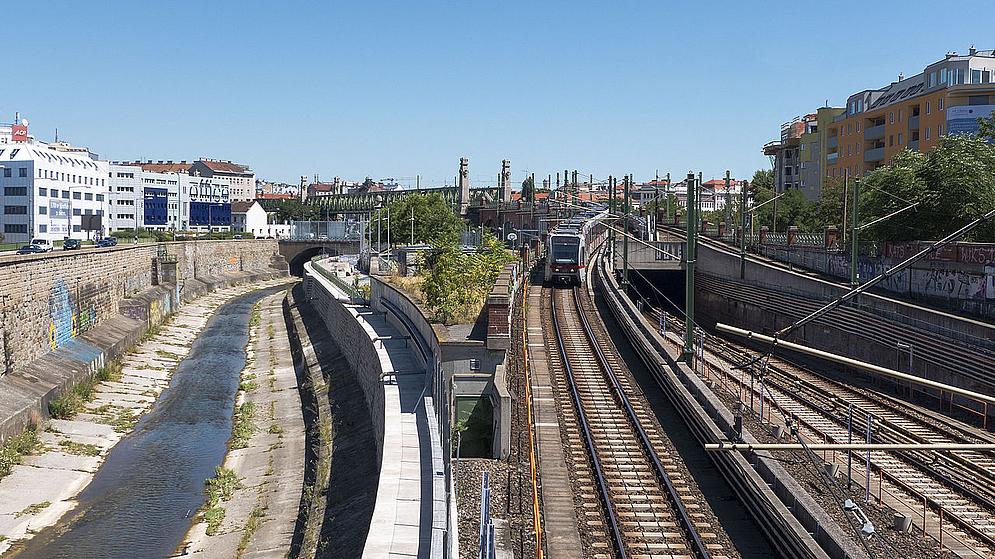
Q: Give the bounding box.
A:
[551,236,580,264]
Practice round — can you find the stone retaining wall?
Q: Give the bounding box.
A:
[0,239,287,376]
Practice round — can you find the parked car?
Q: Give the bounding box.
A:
[29,238,54,252]
[95,238,115,248]
[16,245,47,255]
[63,239,82,250]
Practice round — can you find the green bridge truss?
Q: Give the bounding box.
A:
[307,186,504,214]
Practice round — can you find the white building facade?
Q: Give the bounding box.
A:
[0,125,110,244]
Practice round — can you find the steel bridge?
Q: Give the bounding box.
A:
[307,186,505,215]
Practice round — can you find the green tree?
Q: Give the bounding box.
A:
[860,135,995,242]
[419,231,513,323]
[978,114,995,140]
[272,199,317,223]
[372,193,463,246]
[520,176,535,203]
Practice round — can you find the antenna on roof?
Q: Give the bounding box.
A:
[55,128,58,143]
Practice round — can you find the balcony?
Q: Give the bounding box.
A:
[828,136,838,149]
[908,115,920,129]
[864,147,885,162]
[827,152,838,163]
[865,123,886,140]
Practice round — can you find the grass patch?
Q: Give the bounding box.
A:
[0,535,7,543]
[236,504,266,557]
[15,501,51,518]
[203,506,226,536]
[230,402,256,450]
[205,467,240,506]
[268,424,284,435]
[238,380,258,392]
[48,360,123,419]
[97,407,137,432]
[0,427,41,479]
[58,440,101,456]
[155,349,180,361]
[249,304,262,328]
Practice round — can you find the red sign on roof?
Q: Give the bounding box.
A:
[11,124,27,142]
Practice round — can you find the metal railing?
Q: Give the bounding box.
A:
[289,220,364,241]
[477,471,496,559]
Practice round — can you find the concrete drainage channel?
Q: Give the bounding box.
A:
[0,279,294,558]
[594,252,867,559]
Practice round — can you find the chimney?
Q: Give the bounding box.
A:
[969,45,977,56]
[898,72,904,81]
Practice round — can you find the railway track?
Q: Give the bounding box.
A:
[543,284,728,559]
[647,304,995,557]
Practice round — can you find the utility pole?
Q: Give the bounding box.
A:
[655,170,660,241]
[609,176,617,263]
[622,175,630,288]
[666,172,671,223]
[683,171,697,364]
[841,169,849,246]
[850,178,860,287]
[740,180,748,279]
[724,170,732,230]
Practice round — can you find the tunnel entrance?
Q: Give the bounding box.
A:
[622,269,686,316]
[288,246,339,276]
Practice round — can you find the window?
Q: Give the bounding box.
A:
[38,187,47,197]
[73,225,81,233]
[938,124,942,136]
[39,206,47,215]
[940,68,947,83]
[18,167,26,178]
[84,209,92,215]
[972,69,982,84]
[84,193,93,201]
[856,121,861,132]
[925,127,931,140]
[889,135,894,147]
[938,98,944,110]
[926,101,931,115]
[3,187,27,196]
[38,225,47,233]
[3,224,26,234]
[953,68,964,84]
[96,210,104,216]
[2,168,10,178]
[96,194,104,201]
[898,133,903,145]
[929,72,937,87]
[72,192,81,200]
[899,109,903,121]
[889,112,894,124]
[984,70,992,84]
[73,209,81,216]
[4,206,27,215]
[61,190,70,199]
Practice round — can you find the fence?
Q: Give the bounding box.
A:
[289,220,363,241]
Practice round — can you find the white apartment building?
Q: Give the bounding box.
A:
[0,123,109,244]
[107,165,186,232]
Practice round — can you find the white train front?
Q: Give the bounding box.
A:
[544,211,608,285]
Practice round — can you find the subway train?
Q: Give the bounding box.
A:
[543,210,609,285]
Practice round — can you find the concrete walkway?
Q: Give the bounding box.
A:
[0,279,291,555]
[182,288,305,558]
[309,262,444,558]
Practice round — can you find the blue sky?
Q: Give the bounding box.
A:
[5,1,992,187]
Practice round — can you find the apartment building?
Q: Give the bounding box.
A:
[767,48,995,198]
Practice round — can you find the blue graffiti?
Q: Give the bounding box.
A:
[48,280,74,349]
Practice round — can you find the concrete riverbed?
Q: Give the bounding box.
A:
[0,279,292,558]
[180,289,305,558]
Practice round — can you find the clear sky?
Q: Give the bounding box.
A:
[5,1,992,187]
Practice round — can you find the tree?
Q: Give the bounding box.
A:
[372,193,463,246]
[750,169,775,194]
[272,199,316,223]
[979,114,995,141]
[419,230,513,323]
[860,135,995,242]
[520,176,535,203]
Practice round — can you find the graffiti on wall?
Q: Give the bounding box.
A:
[148,296,173,329]
[915,268,988,300]
[225,256,239,272]
[48,279,98,350]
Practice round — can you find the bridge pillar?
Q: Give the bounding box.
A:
[458,157,470,215]
[500,159,511,203]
